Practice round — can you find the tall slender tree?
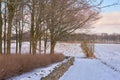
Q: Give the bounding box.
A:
[7,0,16,54]
[0,0,2,54]
[4,0,7,54]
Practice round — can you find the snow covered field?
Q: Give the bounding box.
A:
[95,44,120,72]
[6,42,120,80]
[60,44,120,80]
[55,42,85,57]
[3,41,85,57]
[60,58,120,80]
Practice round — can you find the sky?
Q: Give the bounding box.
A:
[91,0,120,34]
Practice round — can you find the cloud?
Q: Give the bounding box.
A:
[92,12,120,34]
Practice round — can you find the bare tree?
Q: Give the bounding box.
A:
[0,0,2,54]
[27,0,47,54]
[45,0,100,54]
[7,0,17,54]
[10,0,27,54]
[3,1,7,54]
[0,0,118,55]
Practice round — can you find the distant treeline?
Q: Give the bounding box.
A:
[59,33,120,44]
[11,32,120,44]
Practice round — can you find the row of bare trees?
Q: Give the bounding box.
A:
[94,33,120,44]
[0,0,100,55]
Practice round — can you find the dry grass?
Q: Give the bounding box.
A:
[0,54,65,79]
[50,53,65,63]
[81,41,95,58]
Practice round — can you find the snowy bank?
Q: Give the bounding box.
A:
[8,57,74,80]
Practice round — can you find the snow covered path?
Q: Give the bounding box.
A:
[60,58,120,80]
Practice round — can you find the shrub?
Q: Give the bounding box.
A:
[0,54,65,79]
[50,53,65,63]
[81,41,95,58]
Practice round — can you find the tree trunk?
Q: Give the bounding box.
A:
[30,2,35,54]
[16,22,18,54]
[32,40,37,55]
[7,2,15,54]
[19,7,24,54]
[0,1,2,54]
[44,31,47,54]
[50,41,56,55]
[39,37,41,53]
[4,2,7,54]
[7,18,13,54]
[19,33,22,54]
[19,23,23,54]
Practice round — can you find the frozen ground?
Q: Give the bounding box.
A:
[5,42,120,80]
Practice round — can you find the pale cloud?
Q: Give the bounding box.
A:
[92,12,120,34]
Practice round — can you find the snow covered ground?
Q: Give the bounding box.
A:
[60,44,120,80]
[55,42,85,57]
[3,41,85,57]
[60,58,120,80]
[7,42,85,80]
[8,58,69,80]
[95,44,120,72]
[5,42,120,80]
[9,63,58,80]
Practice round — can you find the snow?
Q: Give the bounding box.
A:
[55,42,85,57]
[3,41,85,57]
[4,42,120,80]
[95,44,120,72]
[60,58,120,80]
[8,58,69,80]
[9,62,57,80]
[60,43,120,80]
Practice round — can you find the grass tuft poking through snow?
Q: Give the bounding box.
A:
[0,54,65,80]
